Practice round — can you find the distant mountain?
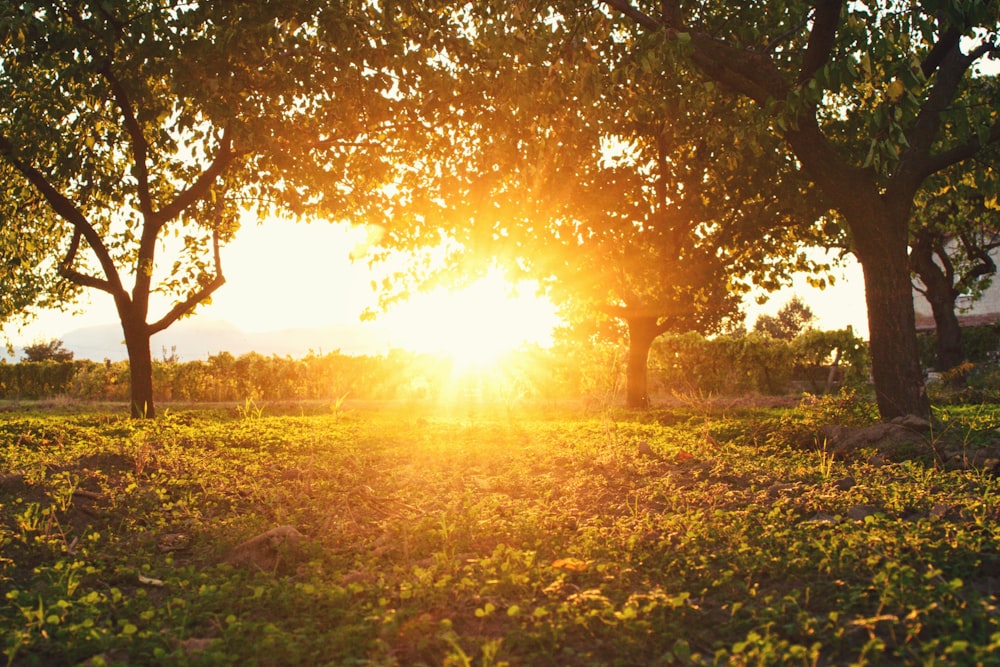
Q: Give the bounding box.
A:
[46,318,395,362]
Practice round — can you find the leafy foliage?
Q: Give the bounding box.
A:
[372,4,836,408]
[910,145,1000,370]
[0,167,79,327]
[601,0,1000,420]
[1,403,998,665]
[754,296,817,341]
[0,329,870,404]
[21,339,74,363]
[0,1,456,416]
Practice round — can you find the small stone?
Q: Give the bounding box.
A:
[929,502,963,521]
[227,525,305,572]
[0,473,26,491]
[832,476,856,491]
[178,638,215,656]
[767,482,799,498]
[867,454,887,467]
[846,504,880,521]
[804,513,840,526]
[890,414,933,432]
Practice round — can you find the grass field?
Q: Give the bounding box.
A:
[1,396,999,666]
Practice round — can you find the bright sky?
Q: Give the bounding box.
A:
[748,254,869,336]
[9,219,568,361]
[12,218,870,354]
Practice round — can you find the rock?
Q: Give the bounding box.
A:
[866,453,888,467]
[0,473,26,492]
[890,414,934,432]
[226,525,306,572]
[929,502,965,521]
[831,475,856,491]
[846,504,881,521]
[178,638,215,656]
[767,481,800,498]
[819,423,927,458]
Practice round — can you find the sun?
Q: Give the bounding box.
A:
[382,268,560,369]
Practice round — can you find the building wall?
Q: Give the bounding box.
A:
[913,243,1000,330]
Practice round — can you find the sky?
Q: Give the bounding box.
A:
[9,217,870,358]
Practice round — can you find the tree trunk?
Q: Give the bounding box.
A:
[121,315,155,419]
[858,244,931,420]
[909,228,966,373]
[926,294,966,373]
[625,316,660,409]
[824,347,842,394]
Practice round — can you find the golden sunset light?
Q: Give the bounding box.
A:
[3,3,999,664]
[379,268,561,369]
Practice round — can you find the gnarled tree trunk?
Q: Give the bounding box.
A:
[625,316,661,409]
[925,293,966,374]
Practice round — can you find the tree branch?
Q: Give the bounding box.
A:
[148,229,226,335]
[601,0,662,31]
[687,34,788,103]
[99,61,155,219]
[156,130,236,223]
[797,1,843,85]
[920,27,962,79]
[57,228,113,292]
[765,13,810,54]
[897,25,1000,189]
[956,228,997,292]
[916,119,1000,179]
[0,134,125,296]
[659,0,682,29]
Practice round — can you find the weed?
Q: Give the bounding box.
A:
[237,397,264,421]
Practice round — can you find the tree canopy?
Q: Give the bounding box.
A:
[0,0,455,416]
[0,163,79,331]
[910,142,1000,372]
[754,296,817,341]
[600,0,1000,420]
[366,3,837,407]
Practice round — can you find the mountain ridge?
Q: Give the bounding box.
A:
[16,318,396,362]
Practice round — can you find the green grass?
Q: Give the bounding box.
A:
[1,398,998,666]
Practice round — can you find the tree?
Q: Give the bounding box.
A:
[601,0,999,420]
[0,1,450,417]
[369,4,834,408]
[21,339,74,363]
[909,146,1000,373]
[754,296,817,341]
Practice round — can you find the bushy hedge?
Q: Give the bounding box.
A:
[0,329,870,404]
[0,361,77,399]
[917,324,1000,369]
[648,327,869,397]
[0,351,452,403]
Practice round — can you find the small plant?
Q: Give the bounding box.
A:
[330,391,349,418]
[237,396,264,421]
[817,437,835,479]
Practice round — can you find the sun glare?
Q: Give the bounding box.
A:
[382,269,560,369]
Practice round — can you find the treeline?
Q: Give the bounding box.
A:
[0,328,872,403]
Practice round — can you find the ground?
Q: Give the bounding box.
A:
[1,396,998,665]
